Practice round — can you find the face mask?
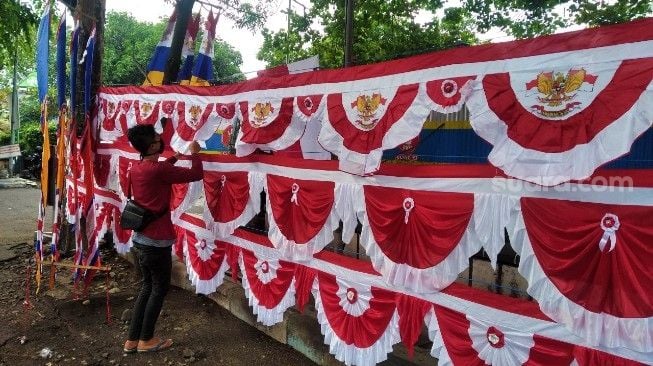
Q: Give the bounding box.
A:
[157,139,165,154]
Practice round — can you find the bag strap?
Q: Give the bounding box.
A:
[127,171,133,199]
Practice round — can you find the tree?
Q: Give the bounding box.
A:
[463,0,653,39]
[102,11,245,86]
[257,0,478,69]
[0,0,39,79]
[258,0,653,69]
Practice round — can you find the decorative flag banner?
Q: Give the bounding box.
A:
[36,3,50,104]
[511,198,653,353]
[239,248,297,326]
[202,170,264,239]
[141,209,653,365]
[143,10,177,86]
[177,12,201,85]
[182,227,231,295]
[98,19,653,185]
[190,10,218,86]
[81,26,96,117]
[56,13,67,109]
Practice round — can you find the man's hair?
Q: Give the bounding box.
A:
[127,124,156,155]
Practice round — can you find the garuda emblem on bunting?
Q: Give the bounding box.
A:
[351,93,387,130]
[526,68,597,118]
[251,102,274,128]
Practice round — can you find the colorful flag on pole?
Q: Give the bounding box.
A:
[80,26,96,117]
[56,14,66,109]
[35,3,51,293]
[177,13,201,85]
[190,11,219,86]
[143,10,177,86]
[70,21,80,115]
[36,3,50,104]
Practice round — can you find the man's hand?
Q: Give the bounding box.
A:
[188,141,201,154]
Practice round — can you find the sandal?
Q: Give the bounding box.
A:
[137,338,173,353]
[123,340,138,354]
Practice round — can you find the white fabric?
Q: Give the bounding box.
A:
[336,278,372,317]
[264,178,340,262]
[318,83,431,175]
[426,308,454,366]
[473,193,519,269]
[467,315,535,366]
[312,278,401,366]
[510,206,653,353]
[427,78,475,114]
[238,252,296,326]
[183,228,229,295]
[467,79,653,186]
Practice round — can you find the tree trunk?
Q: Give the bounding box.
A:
[164,0,195,85]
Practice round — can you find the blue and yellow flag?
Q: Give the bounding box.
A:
[190,11,219,86]
[143,10,177,86]
[56,13,66,109]
[36,3,50,104]
[177,13,201,85]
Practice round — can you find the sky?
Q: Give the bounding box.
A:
[104,0,295,77]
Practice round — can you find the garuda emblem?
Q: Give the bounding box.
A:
[251,102,274,127]
[189,105,203,128]
[351,93,387,130]
[526,68,597,118]
[140,102,153,117]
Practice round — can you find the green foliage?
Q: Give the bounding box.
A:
[0,0,38,77]
[257,0,478,69]
[0,130,9,145]
[18,121,56,156]
[102,11,245,86]
[258,0,653,69]
[463,0,653,39]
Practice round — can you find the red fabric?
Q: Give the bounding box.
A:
[294,264,317,313]
[267,175,335,244]
[203,171,250,223]
[364,186,473,268]
[130,154,203,240]
[326,84,419,154]
[434,305,575,365]
[170,183,189,211]
[118,156,137,197]
[215,102,236,119]
[241,249,296,308]
[317,271,397,348]
[521,197,653,317]
[239,98,295,144]
[485,58,653,153]
[81,125,95,210]
[133,100,161,125]
[100,99,119,131]
[426,76,475,107]
[175,101,215,141]
[185,230,227,280]
[223,243,240,281]
[93,154,111,188]
[296,95,323,117]
[572,345,647,366]
[111,208,132,245]
[117,100,133,140]
[396,294,432,358]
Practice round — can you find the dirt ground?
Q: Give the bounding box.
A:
[0,186,316,366]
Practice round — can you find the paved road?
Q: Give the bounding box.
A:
[0,186,52,245]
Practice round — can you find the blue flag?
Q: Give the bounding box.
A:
[36,4,51,104]
[143,10,177,86]
[70,23,80,115]
[81,27,96,116]
[56,14,67,109]
[190,11,218,86]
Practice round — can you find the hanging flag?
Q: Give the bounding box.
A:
[80,26,96,117]
[177,13,201,85]
[256,55,320,78]
[190,11,219,86]
[36,3,50,104]
[70,21,80,116]
[56,13,66,109]
[51,11,67,264]
[143,10,177,86]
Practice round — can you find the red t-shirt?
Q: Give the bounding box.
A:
[130,154,203,240]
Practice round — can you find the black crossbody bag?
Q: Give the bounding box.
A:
[120,174,165,231]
